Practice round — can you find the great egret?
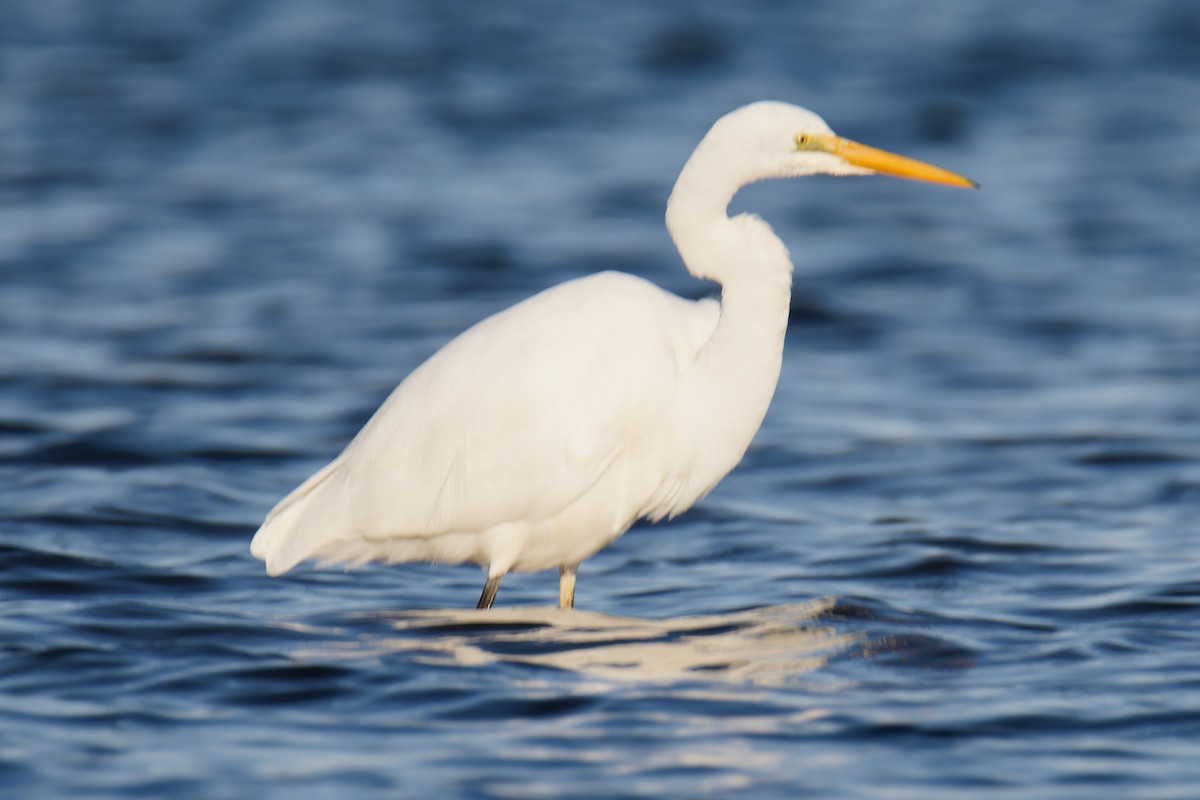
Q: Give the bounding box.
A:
[250,101,976,609]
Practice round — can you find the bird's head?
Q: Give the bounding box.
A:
[700,101,977,189]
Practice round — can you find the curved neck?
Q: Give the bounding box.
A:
[665,150,742,283]
[665,142,793,281]
[662,147,794,485]
[665,148,794,344]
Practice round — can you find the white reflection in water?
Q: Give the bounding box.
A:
[361,597,856,685]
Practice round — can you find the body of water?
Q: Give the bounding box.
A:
[1,2,1199,797]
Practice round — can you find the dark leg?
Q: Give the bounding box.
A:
[477,575,502,609]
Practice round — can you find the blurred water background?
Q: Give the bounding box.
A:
[1,1,1199,797]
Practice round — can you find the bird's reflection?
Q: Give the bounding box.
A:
[365,597,856,685]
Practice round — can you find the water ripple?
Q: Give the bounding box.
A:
[2,1,1199,797]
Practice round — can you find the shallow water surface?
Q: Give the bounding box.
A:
[1,2,1199,798]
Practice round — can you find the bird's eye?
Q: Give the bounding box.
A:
[795,132,831,153]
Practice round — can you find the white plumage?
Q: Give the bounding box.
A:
[251,101,975,609]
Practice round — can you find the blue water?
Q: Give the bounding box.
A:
[2,2,1199,797]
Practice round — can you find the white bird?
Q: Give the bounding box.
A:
[251,101,976,610]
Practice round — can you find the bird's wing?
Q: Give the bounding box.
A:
[252,272,718,573]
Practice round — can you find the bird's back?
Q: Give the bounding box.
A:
[251,271,720,575]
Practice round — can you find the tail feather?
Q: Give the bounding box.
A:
[250,455,348,576]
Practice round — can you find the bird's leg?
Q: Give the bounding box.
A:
[477,575,502,609]
[559,565,577,609]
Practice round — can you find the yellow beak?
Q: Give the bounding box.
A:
[833,136,978,189]
[797,132,978,188]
